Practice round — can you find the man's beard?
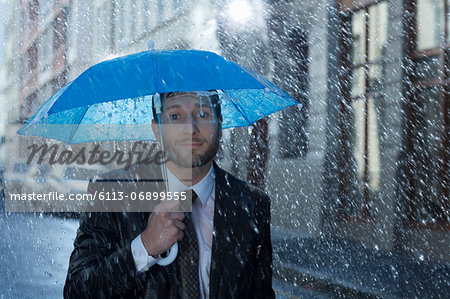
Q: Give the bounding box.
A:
[191,137,220,167]
[164,133,220,168]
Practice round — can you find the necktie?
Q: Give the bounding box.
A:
[178,189,200,299]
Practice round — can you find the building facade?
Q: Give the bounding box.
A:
[265,0,449,296]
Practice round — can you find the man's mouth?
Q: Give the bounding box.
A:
[178,140,203,148]
[180,142,202,148]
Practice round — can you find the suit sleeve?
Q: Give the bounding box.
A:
[253,191,275,298]
[63,211,148,298]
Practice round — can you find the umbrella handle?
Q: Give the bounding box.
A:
[154,92,177,266]
[156,242,178,266]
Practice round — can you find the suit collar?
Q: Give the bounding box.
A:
[191,163,215,207]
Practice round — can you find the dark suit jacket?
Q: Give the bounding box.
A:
[64,161,275,298]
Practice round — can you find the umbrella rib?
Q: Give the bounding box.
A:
[227,92,252,125]
[67,105,90,143]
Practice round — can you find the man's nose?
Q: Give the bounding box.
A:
[182,114,199,134]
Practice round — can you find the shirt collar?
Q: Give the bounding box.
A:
[166,163,215,207]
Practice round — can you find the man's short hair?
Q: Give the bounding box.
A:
[152,91,221,120]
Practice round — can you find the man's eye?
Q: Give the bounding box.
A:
[169,114,179,120]
[198,111,208,118]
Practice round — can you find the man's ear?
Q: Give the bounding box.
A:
[151,119,161,142]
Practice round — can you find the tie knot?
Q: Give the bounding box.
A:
[180,189,197,212]
[186,189,198,202]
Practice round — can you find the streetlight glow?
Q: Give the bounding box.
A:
[227,0,252,24]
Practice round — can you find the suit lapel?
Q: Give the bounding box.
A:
[209,162,226,298]
[209,161,251,298]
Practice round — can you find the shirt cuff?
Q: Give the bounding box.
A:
[131,233,159,272]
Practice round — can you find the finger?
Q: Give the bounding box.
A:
[149,211,168,222]
[168,211,185,221]
[164,218,174,228]
[169,226,181,240]
[156,199,181,212]
[172,219,186,231]
[177,230,184,241]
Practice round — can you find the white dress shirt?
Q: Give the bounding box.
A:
[131,163,215,299]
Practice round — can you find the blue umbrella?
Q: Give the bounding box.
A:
[17,48,300,143]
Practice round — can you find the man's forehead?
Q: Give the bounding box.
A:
[164,92,214,107]
[166,91,200,100]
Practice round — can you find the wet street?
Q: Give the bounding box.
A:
[0,212,78,298]
[1,210,449,298]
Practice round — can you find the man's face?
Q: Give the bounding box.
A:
[152,92,222,168]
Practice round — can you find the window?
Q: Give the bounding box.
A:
[93,1,111,56]
[404,0,449,228]
[28,43,38,75]
[29,0,39,30]
[53,11,66,54]
[38,28,53,74]
[269,24,309,159]
[129,0,137,41]
[142,0,151,30]
[117,0,125,48]
[173,0,181,11]
[338,0,387,220]
[157,0,164,25]
[38,0,52,24]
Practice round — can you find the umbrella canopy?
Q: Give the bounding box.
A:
[17,49,300,143]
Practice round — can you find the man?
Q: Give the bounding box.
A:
[64,91,275,298]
